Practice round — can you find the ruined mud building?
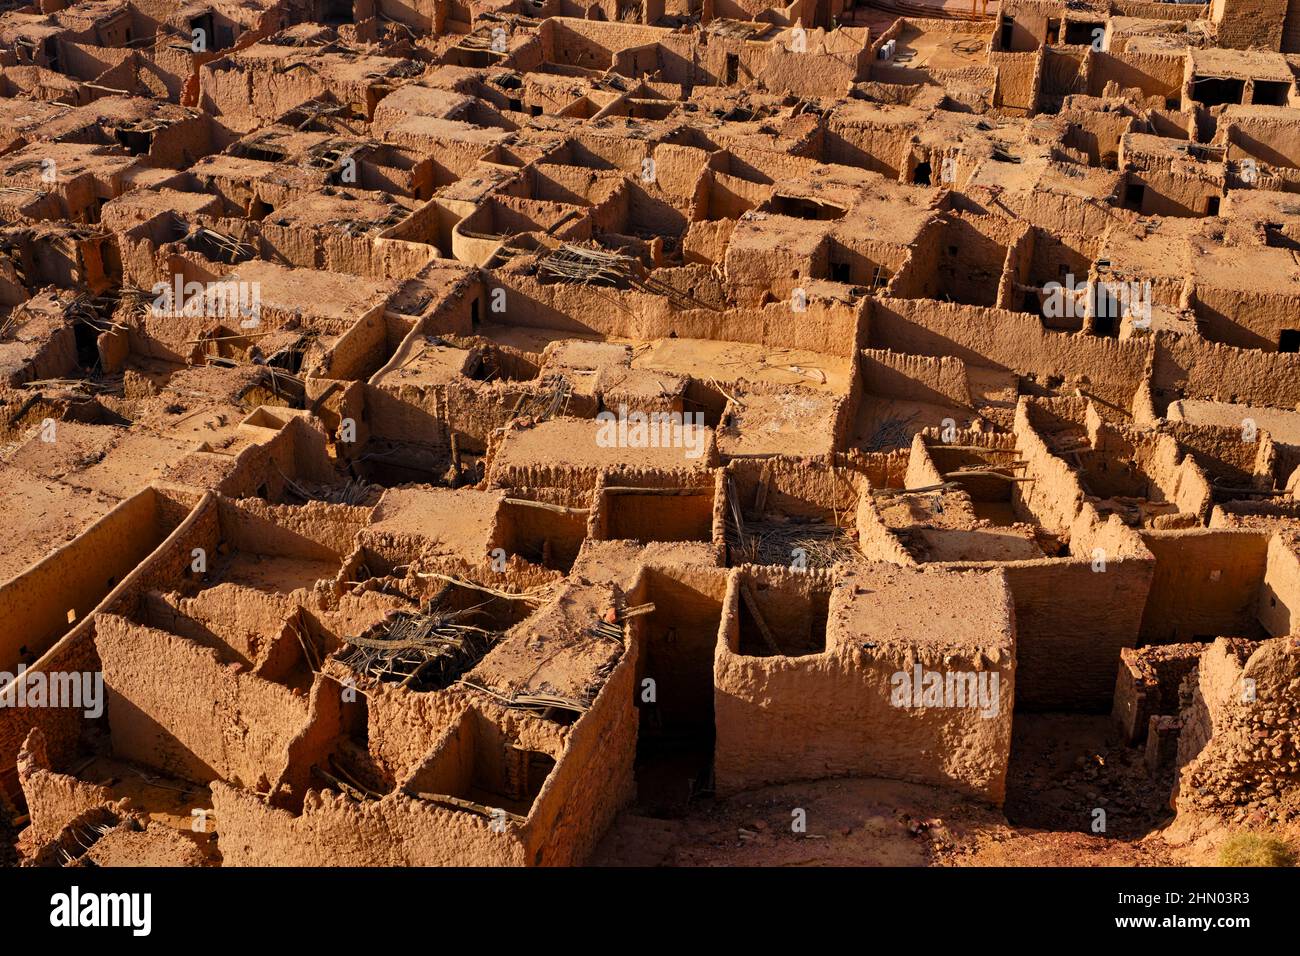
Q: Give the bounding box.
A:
[0,0,1298,866]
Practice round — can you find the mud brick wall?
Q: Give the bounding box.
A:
[713,565,1016,803]
[1138,528,1271,643]
[871,297,1151,410]
[1113,642,1204,743]
[95,614,314,787]
[1175,636,1300,819]
[1212,0,1287,51]
[998,556,1153,711]
[1258,532,1300,636]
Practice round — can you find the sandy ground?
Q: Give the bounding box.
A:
[593,775,1181,867]
[594,713,1195,867]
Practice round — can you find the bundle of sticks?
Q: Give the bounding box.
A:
[339,606,500,692]
[277,467,377,507]
[865,412,918,451]
[727,515,857,568]
[538,243,635,287]
[508,375,573,422]
[726,476,857,568]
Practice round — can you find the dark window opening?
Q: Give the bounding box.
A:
[1205,195,1221,216]
[1045,18,1060,45]
[1000,15,1013,49]
[114,127,152,156]
[1252,80,1291,106]
[1279,329,1300,353]
[1124,181,1144,211]
[1093,313,1118,337]
[470,297,480,327]
[724,53,739,85]
[1090,280,1121,337]
[1191,76,1245,108]
[322,0,354,24]
[1063,21,1103,46]
[189,14,214,49]
[44,37,60,71]
[73,321,99,370]
[912,160,932,186]
[830,261,851,283]
[1087,279,1119,337]
[769,194,847,221]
